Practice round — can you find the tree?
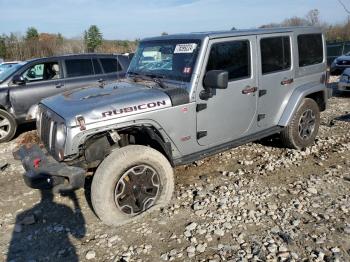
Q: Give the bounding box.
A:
[306,9,320,26]
[57,33,64,45]
[84,25,103,52]
[0,35,6,58]
[25,27,39,40]
[161,32,168,36]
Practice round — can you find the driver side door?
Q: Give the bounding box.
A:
[196,36,258,146]
[9,60,64,120]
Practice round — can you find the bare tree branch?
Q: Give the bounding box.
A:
[338,0,350,14]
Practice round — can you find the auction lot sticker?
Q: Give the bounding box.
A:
[174,43,197,53]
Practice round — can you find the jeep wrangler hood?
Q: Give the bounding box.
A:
[41,81,173,127]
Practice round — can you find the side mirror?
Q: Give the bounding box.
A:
[12,75,25,85]
[203,70,228,89]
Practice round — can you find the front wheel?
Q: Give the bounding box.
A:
[280,98,320,150]
[0,109,17,143]
[91,145,174,227]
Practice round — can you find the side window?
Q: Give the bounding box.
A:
[92,59,102,74]
[65,59,94,78]
[298,34,323,67]
[261,36,291,74]
[100,58,122,73]
[22,62,60,82]
[206,40,251,81]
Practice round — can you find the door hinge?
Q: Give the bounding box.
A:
[197,131,207,139]
[196,103,207,112]
[257,114,266,121]
[259,90,267,97]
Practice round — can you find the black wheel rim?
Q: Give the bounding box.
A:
[114,165,160,215]
[298,109,316,140]
[0,115,10,139]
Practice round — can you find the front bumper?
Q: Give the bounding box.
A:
[13,144,85,193]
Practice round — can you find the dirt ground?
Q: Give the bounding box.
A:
[0,83,349,262]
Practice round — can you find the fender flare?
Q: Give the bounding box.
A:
[141,126,174,166]
[278,83,327,127]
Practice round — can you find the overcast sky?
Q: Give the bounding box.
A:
[0,0,348,40]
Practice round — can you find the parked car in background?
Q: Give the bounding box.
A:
[338,68,350,92]
[330,52,350,75]
[0,53,131,142]
[0,61,21,74]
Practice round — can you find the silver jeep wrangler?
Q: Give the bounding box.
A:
[15,27,328,226]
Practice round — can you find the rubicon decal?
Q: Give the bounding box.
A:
[102,100,168,118]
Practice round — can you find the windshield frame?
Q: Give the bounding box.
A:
[128,39,202,83]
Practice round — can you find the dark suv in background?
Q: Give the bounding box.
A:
[0,53,130,142]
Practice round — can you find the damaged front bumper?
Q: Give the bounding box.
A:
[13,144,85,192]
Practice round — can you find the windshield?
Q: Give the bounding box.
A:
[128,39,201,82]
[0,63,26,83]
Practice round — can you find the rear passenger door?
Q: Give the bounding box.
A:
[63,58,102,91]
[257,33,295,128]
[99,57,125,84]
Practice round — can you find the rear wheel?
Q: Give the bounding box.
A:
[280,98,320,150]
[0,109,17,143]
[91,145,174,227]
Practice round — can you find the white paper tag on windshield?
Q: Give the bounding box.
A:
[174,43,197,54]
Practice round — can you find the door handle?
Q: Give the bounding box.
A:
[242,86,257,95]
[281,78,294,86]
[55,83,64,88]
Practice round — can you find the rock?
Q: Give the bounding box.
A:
[188,252,195,258]
[344,226,350,234]
[267,244,278,253]
[307,187,318,194]
[160,253,168,261]
[331,247,341,253]
[186,246,196,253]
[214,228,225,237]
[85,250,96,260]
[186,222,197,231]
[196,244,206,253]
[108,235,120,245]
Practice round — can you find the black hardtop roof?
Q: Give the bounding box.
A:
[142,26,323,42]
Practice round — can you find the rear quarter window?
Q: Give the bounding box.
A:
[298,34,323,67]
[261,36,291,74]
[65,59,94,77]
[100,58,122,73]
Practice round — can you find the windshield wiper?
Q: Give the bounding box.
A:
[129,71,167,89]
[144,74,167,89]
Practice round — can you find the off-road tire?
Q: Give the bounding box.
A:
[0,109,17,143]
[280,98,320,150]
[91,145,174,227]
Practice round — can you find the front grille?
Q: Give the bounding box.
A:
[40,110,57,153]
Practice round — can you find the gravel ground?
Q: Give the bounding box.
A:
[0,83,349,262]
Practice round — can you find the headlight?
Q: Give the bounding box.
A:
[56,123,67,147]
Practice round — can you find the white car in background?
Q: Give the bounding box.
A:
[0,61,21,74]
[338,68,350,92]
